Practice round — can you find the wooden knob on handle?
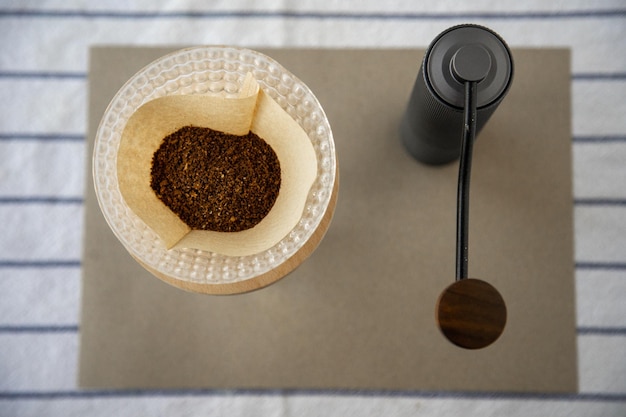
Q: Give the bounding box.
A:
[436,278,507,349]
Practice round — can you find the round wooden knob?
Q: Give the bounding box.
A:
[436,278,507,349]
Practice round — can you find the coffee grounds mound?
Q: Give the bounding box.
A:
[150,126,281,233]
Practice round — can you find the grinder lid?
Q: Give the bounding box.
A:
[425,24,513,109]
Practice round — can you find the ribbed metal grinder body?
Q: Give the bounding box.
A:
[401,24,514,165]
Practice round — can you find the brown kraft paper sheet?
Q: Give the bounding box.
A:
[80,47,577,392]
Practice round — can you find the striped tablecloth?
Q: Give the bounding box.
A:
[1,1,625,415]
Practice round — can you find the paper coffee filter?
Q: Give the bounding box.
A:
[117,73,318,256]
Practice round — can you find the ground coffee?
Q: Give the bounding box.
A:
[151,126,281,232]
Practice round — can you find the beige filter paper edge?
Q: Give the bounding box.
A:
[117,73,318,257]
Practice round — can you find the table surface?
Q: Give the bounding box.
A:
[1,1,625,416]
